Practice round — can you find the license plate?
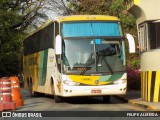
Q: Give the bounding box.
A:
[91,90,102,93]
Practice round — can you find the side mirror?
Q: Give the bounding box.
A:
[126,33,136,53]
[55,35,62,55]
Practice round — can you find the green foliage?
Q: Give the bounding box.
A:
[127,58,141,90]
[0,0,46,77]
[67,0,137,34]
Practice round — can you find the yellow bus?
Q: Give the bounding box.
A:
[23,15,135,103]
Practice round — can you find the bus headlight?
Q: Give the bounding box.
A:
[63,80,80,86]
[113,79,126,84]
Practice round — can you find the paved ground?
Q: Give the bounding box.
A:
[117,90,160,111]
[1,89,160,120]
[16,89,146,111]
[18,89,160,111]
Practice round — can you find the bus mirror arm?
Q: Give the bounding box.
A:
[55,35,62,55]
[126,33,136,53]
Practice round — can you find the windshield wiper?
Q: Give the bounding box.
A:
[96,47,115,74]
[80,52,114,75]
[96,49,114,75]
[101,55,114,75]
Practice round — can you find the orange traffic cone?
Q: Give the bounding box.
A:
[9,76,24,107]
[0,77,16,111]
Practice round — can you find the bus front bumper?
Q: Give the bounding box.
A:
[61,83,127,97]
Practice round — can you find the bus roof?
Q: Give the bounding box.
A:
[25,15,120,39]
[56,15,120,22]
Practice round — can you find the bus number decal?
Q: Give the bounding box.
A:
[81,78,92,81]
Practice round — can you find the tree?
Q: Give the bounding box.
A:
[46,0,137,43]
[0,0,47,77]
[47,0,72,15]
[65,0,136,33]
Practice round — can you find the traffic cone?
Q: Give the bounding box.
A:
[0,77,16,111]
[10,76,24,107]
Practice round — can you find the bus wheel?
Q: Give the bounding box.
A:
[54,95,62,103]
[51,80,62,103]
[103,95,111,103]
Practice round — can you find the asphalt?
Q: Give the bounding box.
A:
[20,88,160,111]
[116,90,160,111]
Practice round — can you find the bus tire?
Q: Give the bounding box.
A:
[51,78,62,103]
[54,95,62,103]
[103,95,111,103]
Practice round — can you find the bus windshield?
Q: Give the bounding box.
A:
[62,39,126,75]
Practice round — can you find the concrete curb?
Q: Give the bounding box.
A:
[115,95,158,111]
[128,100,158,111]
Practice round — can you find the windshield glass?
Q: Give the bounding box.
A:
[62,39,126,75]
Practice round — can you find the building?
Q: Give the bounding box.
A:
[127,0,160,51]
[127,0,160,102]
